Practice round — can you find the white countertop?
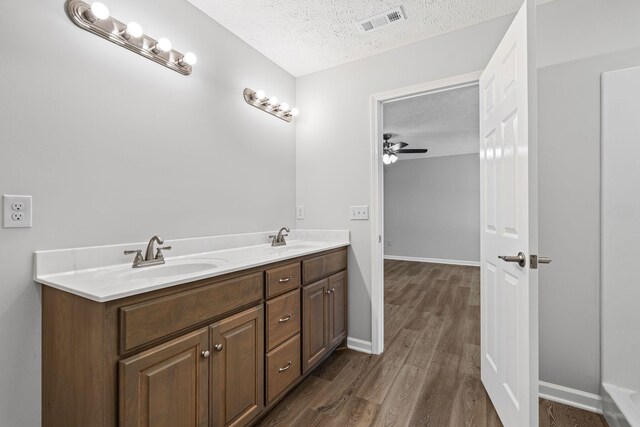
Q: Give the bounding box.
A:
[34,230,349,302]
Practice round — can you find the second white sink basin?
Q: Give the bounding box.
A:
[117,259,224,280]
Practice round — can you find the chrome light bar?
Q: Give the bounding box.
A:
[243,88,299,123]
[66,0,197,76]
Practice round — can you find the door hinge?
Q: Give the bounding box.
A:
[378,235,382,243]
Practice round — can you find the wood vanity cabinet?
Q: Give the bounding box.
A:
[42,247,348,427]
[210,306,264,427]
[302,270,349,373]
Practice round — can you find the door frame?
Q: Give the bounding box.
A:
[368,71,483,355]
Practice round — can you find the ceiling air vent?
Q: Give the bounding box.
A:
[357,7,406,33]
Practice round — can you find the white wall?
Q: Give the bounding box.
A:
[538,47,640,397]
[384,155,480,263]
[0,0,295,425]
[536,0,640,396]
[295,15,514,343]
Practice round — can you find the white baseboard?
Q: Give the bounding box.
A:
[384,255,480,267]
[347,337,372,354]
[539,381,603,414]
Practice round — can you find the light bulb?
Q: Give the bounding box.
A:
[280,103,290,112]
[154,37,172,53]
[125,22,143,38]
[255,90,266,101]
[390,153,398,163]
[180,52,198,66]
[382,154,391,165]
[89,2,109,20]
[268,96,278,107]
[290,108,299,117]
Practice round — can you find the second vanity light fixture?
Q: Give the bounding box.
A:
[66,0,197,75]
[243,88,299,123]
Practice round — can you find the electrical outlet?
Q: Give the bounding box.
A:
[349,205,369,220]
[296,205,305,219]
[3,195,32,228]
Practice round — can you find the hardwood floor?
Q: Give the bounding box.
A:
[256,260,608,426]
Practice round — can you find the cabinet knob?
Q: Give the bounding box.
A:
[201,350,211,359]
[214,344,224,352]
[330,287,336,293]
[325,290,331,294]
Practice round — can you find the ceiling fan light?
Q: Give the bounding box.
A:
[382,153,391,165]
[390,153,398,163]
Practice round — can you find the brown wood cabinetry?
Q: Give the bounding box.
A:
[302,278,329,373]
[42,247,348,427]
[301,269,349,373]
[328,270,348,348]
[210,306,264,427]
[119,328,209,427]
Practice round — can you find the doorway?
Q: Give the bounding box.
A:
[369,72,482,355]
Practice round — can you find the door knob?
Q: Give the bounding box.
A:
[498,252,527,268]
[214,344,223,352]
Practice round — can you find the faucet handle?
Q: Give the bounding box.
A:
[155,246,172,259]
[124,249,144,263]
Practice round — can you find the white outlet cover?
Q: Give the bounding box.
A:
[3,195,32,228]
[296,205,305,219]
[349,205,369,220]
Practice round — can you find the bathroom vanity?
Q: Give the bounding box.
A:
[37,231,349,427]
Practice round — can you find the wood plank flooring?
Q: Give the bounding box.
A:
[256,260,608,427]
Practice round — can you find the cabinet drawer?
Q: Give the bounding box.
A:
[302,249,347,284]
[266,334,301,404]
[266,262,301,298]
[120,272,263,353]
[266,289,300,352]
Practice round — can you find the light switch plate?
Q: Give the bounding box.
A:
[3,195,32,228]
[296,205,305,219]
[350,205,369,220]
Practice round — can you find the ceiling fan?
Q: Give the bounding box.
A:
[382,133,428,164]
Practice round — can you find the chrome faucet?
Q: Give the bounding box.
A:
[269,227,290,247]
[124,235,172,268]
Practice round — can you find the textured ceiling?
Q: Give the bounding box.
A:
[383,84,479,160]
[187,0,553,76]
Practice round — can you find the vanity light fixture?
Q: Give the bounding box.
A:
[243,88,298,123]
[66,0,197,76]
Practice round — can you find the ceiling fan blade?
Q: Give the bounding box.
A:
[396,149,428,154]
[387,142,408,151]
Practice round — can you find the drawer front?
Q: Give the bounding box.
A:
[266,262,301,298]
[266,334,301,403]
[120,272,263,353]
[266,290,301,352]
[302,249,347,284]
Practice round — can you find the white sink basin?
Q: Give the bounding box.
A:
[117,259,224,280]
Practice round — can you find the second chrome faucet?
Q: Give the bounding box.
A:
[124,235,172,268]
[269,227,290,247]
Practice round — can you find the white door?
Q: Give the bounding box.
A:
[479,1,538,426]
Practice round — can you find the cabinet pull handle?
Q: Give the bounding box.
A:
[278,361,292,372]
[201,350,211,359]
[279,276,292,283]
[278,314,292,323]
[214,344,223,352]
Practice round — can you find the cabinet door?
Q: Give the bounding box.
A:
[302,278,329,373]
[210,305,264,427]
[328,271,348,348]
[119,328,209,427]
